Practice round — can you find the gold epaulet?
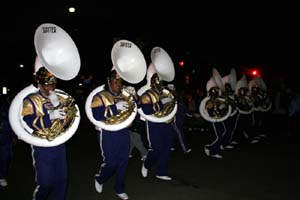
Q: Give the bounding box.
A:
[22,93,44,116]
[91,91,115,108]
[141,92,151,104]
[22,98,34,116]
[206,100,214,109]
[91,94,103,108]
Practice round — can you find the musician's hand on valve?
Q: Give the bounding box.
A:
[116,101,127,111]
[218,103,226,110]
[49,108,66,120]
[123,86,137,101]
[161,97,172,104]
[49,91,60,107]
[123,86,136,96]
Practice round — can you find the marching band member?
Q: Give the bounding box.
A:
[231,74,258,144]
[140,72,175,180]
[168,84,192,154]
[9,23,81,200]
[92,70,131,200]
[22,67,69,200]
[86,39,147,200]
[201,68,230,159]
[220,68,238,149]
[249,76,272,140]
[139,47,177,181]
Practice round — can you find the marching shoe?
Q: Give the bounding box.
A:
[156,175,172,181]
[0,179,8,187]
[141,155,147,161]
[250,139,259,144]
[186,148,192,153]
[231,141,238,144]
[211,154,223,159]
[116,192,129,200]
[204,147,210,156]
[95,180,103,193]
[224,145,234,149]
[141,164,148,177]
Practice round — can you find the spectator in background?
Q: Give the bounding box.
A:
[288,88,300,139]
[0,95,16,188]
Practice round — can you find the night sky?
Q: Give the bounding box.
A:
[3,1,298,93]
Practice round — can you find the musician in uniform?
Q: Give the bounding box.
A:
[232,75,259,144]
[220,68,237,149]
[22,67,68,200]
[91,70,131,200]
[140,73,175,181]
[202,74,228,159]
[249,76,272,140]
[168,84,192,154]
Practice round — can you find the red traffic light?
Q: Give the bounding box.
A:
[251,69,259,76]
[178,61,185,67]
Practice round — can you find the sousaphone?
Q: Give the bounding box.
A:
[85,39,147,131]
[199,68,232,123]
[137,47,178,123]
[9,23,81,147]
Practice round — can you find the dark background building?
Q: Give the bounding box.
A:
[2,1,298,94]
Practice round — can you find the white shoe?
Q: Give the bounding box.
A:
[231,141,238,144]
[141,155,147,161]
[0,179,8,187]
[211,154,223,159]
[116,192,129,200]
[250,139,259,144]
[128,154,133,158]
[170,148,175,151]
[156,175,172,181]
[220,145,224,150]
[259,134,266,138]
[204,147,210,156]
[95,180,103,193]
[186,148,192,153]
[224,145,234,149]
[141,164,148,177]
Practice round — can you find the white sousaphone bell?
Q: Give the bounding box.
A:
[85,39,147,131]
[222,68,238,116]
[137,47,178,123]
[9,23,81,147]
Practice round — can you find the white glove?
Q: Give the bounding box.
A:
[218,104,226,110]
[49,108,66,120]
[161,97,172,104]
[116,101,128,111]
[48,91,60,107]
[122,86,136,97]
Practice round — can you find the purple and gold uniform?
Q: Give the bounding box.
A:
[91,89,130,194]
[22,92,67,200]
